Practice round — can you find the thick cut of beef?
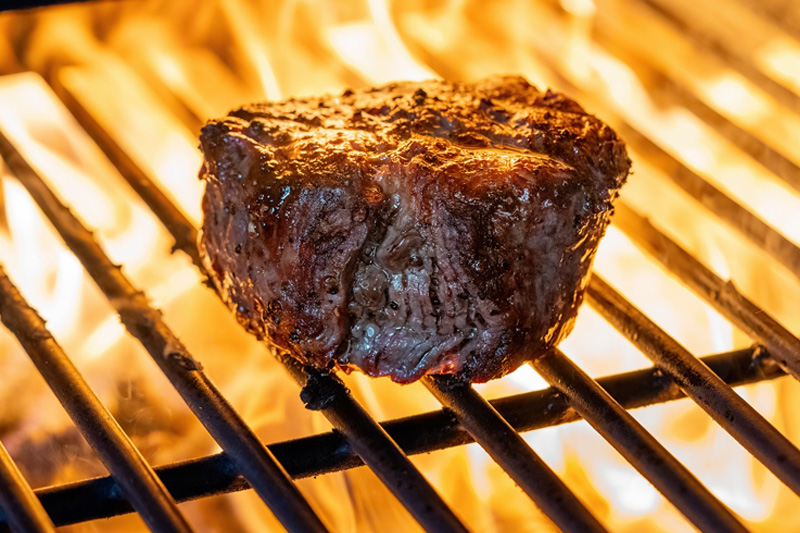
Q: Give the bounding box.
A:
[198,76,630,383]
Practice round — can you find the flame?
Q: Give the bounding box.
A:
[218,0,282,100]
[757,36,800,96]
[328,0,435,84]
[0,1,799,531]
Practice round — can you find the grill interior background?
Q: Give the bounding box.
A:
[0,0,799,531]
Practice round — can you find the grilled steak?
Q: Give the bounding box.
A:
[198,75,630,383]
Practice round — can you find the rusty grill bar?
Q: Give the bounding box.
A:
[0,1,799,532]
[0,442,54,533]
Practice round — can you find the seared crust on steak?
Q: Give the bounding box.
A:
[198,75,630,383]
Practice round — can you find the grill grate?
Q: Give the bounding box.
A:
[0,132,330,533]
[530,349,746,532]
[0,347,780,529]
[0,86,790,532]
[0,267,193,533]
[0,1,799,532]
[586,275,800,495]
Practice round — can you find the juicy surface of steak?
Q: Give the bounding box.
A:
[199,76,630,383]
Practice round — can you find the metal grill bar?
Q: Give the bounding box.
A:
[0,267,194,533]
[423,376,606,533]
[0,442,54,533]
[587,275,800,496]
[55,77,469,533]
[531,349,747,532]
[275,353,470,533]
[0,132,331,533]
[0,0,92,12]
[0,347,781,530]
[613,201,800,380]
[53,85,202,270]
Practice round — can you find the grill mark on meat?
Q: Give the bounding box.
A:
[198,76,630,383]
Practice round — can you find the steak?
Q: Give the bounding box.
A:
[198,75,630,383]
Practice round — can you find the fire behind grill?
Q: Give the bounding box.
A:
[0,1,799,532]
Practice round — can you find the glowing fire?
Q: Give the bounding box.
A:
[0,1,799,532]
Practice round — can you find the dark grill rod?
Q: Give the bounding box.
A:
[0,441,54,533]
[614,201,800,381]
[422,376,606,533]
[276,353,470,533]
[55,81,470,533]
[0,267,194,533]
[1,347,781,530]
[0,0,93,11]
[531,350,747,533]
[587,274,800,497]
[0,132,331,533]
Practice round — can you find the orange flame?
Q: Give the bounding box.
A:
[0,1,798,532]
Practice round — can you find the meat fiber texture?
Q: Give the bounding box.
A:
[198,76,630,383]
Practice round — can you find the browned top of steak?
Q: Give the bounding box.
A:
[198,75,630,383]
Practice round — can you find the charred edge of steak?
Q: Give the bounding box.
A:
[198,75,631,383]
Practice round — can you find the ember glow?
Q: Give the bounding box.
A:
[0,1,799,532]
